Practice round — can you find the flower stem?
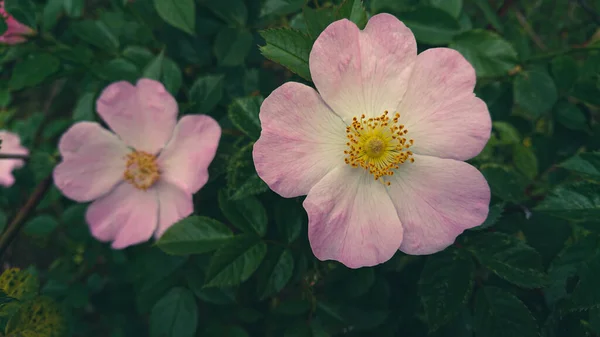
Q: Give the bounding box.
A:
[0,154,29,160]
[0,175,53,258]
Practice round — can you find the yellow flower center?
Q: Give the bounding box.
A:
[344,111,414,185]
[123,151,160,190]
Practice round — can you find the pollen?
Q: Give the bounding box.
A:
[343,111,414,185]
[123,151,160,190]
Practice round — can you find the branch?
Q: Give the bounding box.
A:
[0,154,29,160]
[0,175,53,258]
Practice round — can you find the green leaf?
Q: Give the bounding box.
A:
[186,267,236,305]
[4,0,36,29]
[154,0,195,35]
[228,96,263,140]
[472,203,505,231]
[261,0,305,17]
[162,57,183,95]
[303,7,336,39]
[214,27,253,67]
[218,191,267,237]
[256,248,294,299]
[535,181,600,221]
[429,0,462,18]
[467,232,549,288]
[0,15,7,35]
[514,69,558,118]
[142,50,165,80]
[273,198,304,243]
[513,144,538,179]
[419,248,475,331]
[337,0,368,28]
[23,215,58,237]
[64,0,84,17]
[394,6,462,45]
[450,30,519,78]
[42,0,63,31]
[551,55,578,93]
[229,174,269,201]
[72,91,96,122]
[189,74,224,114]
[568,254,600,311]
[493,121,521,144]
[0,268,39,302]
[481,165,529,202]
[71,20,120,51]
[9,53,60,91]
[554,101,587,131]
[150,287,198,337]
[259,28,313,81]
[474,287,538,337]
[201,0,247,26]
[0,88,12,108]
[204,234,267,287]
[5,296,67,337]
[99,58,140,83]
[471,0,503,32]
[157,216,233,255]
[560,152,600,179]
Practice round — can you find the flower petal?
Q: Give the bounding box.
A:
[86,182,158,249]
[53,122,130,202]
[387,155,490,255]
[96,79,178,154]
[398,48,491,161]
[157,115,221,194]
[303,166,403,268]
[0,131,28,187]
[253,82,347,198]
[309,13,417,122]
[154,180,193,238]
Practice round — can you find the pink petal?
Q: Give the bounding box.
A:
[53,122,130,202]
[398,48,491,161]
[387,155,490,255]
[253,82,347,198]
[96,79,178,154]
[86,182,159,249]
[157,115,221,194]
[304,166,404,268]
[309,13,417,122]
[0,131,28,187]
[154,180,193,238]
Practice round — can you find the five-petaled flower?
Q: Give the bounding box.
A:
[253,14,492,268]
[53,79,221,249]
[0,1,34,45]
[0,131,28,187]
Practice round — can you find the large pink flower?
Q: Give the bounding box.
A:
[0,131,28,187]
[53,79,221,249]
[253,14,491,268]
[0,1,34,45]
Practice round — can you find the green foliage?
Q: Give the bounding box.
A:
[2,0,600,335]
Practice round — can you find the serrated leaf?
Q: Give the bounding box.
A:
[259,28,312,81]
[535,181,600,221]
[474,287,538,337]
[5,296,66,337]
[514,69,558,118]
[214,27,253,67]
[229,174,269,201]
[257,248,294,299]
[554,100,587,131]
[395,6,462,45]
[186,267,236,305]
[201,0,247,26]
[23,215,58,237]
[72,91,96,122]
[472,203,505,231]
[419,248,475,331]
[567,254,600,311]
[261,0,305,17]
[0,268,39,301]
[303,6,336,39]
[228,96,263,140]
[481,165,529,202]
[204,234,267,287]
[559,152,600,180]
[162,57,182,95]
[337,0,368,28]
[71,20,120,51]
[273,198,304,243]
[467,232,549,288]
[189,74,224,114]
[150,287,198,337]
[142,50,165,80]
[493,121,521,144]
[157,216,233,255]
[551,55,578,92]
[429,0,462,18]
[513,144,538,179]
[154,0,195,35]
[9,53,60,91]
[471,0,503,32]
[450,30,518,78]
[218,191,267,237]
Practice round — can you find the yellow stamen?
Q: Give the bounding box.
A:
[123,151,160,190]
[344,111,414,185]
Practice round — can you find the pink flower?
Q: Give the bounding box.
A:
[0,131,28,187]
[253,14,492,268]
[53,79,221,249]
[0,1,34,45]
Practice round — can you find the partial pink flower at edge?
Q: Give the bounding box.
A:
[0,1,35,45]
[53,79,222,249]
[0,131,28,187]
[252,13,492,269]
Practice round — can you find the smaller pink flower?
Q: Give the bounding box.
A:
[0,130,28,187]
[53,79,221,249]
[0,1,35,45]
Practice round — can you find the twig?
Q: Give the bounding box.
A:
[525,44,600,62]
[32,81,64,147]
[0,154,29,160]
[0,175,53,258]
[515,9,548,50]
